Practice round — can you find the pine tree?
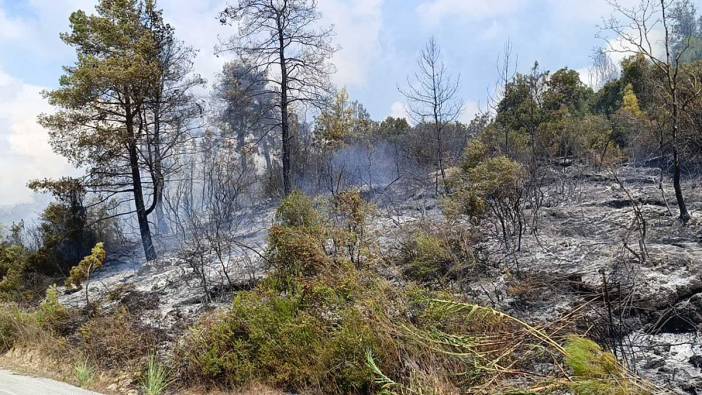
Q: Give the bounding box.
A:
[39,0,163,261]
[621,83,643,117]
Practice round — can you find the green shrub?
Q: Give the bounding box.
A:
[36,285,71,333]
[329,191,374,265]
[399,226,477,284]
[177,266,397,394]
[0,286,71,353]
[65,242,106,289]
[267,225,330,280]
[0,244,31,302]
[275,191,322,229]
[401,232,453,282]
[447,154,526,220]
[179,290,321,389]
[0,303,35,352]
[565,337,640,395]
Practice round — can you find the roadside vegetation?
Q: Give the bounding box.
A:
[2,0,702,393]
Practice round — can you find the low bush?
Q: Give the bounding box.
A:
[177,277,391,393]
[36,286,71,333]
[267,225,329,279]
[175,189,655,395]
[0,284,75,353]
[0,303,36,352]
[328,191,374,266]
[178,195,480,393]
[79,308,159,369]
[0,244,33,303]
[565,336,642,395]
[401,232,453,282]
[274,191,322,230]
[399,225,478,284]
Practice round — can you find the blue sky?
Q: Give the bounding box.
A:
[1,0,698,211]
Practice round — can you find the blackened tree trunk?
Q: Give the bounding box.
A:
[127,104,157,261]
[278,22,292,196]
[219,0,335,198]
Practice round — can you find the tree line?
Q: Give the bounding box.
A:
[2,0,702,285]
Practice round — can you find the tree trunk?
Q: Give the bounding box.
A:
[671,82,690,223]
[278,21,292,196]
[126,106,157,261]
[152,102,170,235]
[672,148,690,222]
[262,136,273,174]
[236,119,248,172]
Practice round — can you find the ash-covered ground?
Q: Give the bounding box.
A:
[59,165,701,394]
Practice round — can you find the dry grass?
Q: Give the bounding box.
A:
[79,308,162,370]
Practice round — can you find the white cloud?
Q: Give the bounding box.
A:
[389,101,410,121]
[0,7,26,40]
[0,68,73,206]
[160,0,229,85]
[318,0,384,88]
[545,0,645,24]
[417,0,524,26]
[460,100,482,123]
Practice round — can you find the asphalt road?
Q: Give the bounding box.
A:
[0,369,99,395]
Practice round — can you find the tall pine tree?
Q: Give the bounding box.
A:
[40,0,166,261]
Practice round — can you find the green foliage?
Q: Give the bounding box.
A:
[565,337,640,395]
[179,194,399,393]
[74,359,95,388]
[496,69,547,135]
[315,88,356,147]
[0,244,31,302]
[566,337,623,379]
[620,83,642,117]
[539,114,622,165]
[141,354,172,395]
[178,284,384,393]
[620,54,656,112]
[468,156,525,201]
[0,286,70,353]
[267,225,329,281]
[0,303,35,352]
[399,228,475,283]
[39,0,162,166]
[592,80,623,116]
[329,191,374,265]
[543,68,594,116]
[36,286,71,333]
[65,242,106,289]
[366,351,399,394]
[377,116,410,137]
[268,191,374,281]
[176,192,656,394]
[461,140,490,171]
[447,154,526,223]
[274,191,322,229]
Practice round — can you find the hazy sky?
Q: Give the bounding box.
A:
[0,0,697,210]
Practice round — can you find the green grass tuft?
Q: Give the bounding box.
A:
[141,354,172,395]
[74,359,95,388]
